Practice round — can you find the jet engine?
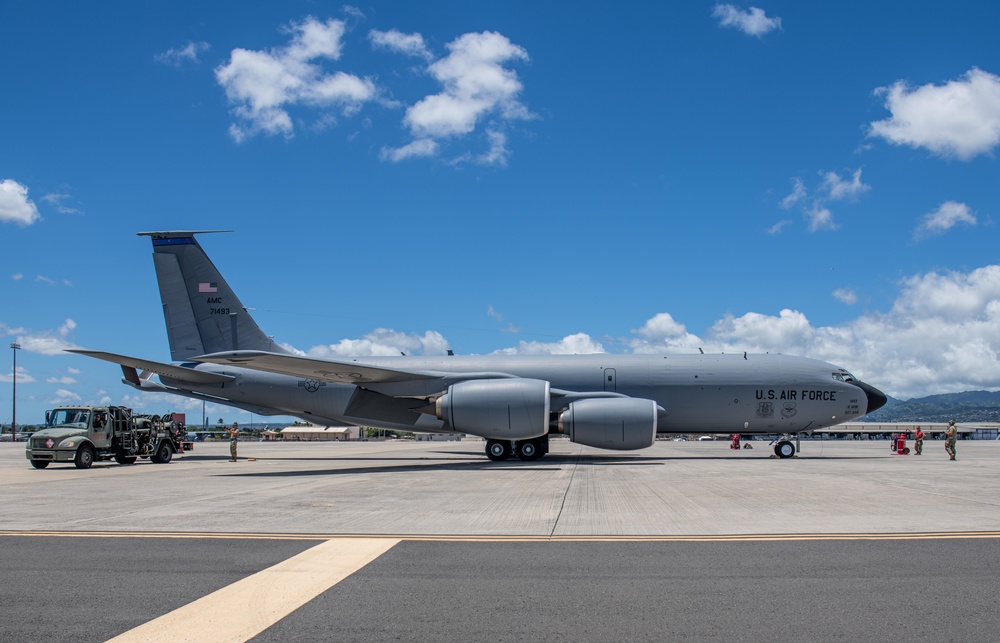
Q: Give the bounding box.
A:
[558,397,658,450]
[435,378,550,440]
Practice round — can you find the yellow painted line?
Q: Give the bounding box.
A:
[107,537,399,643]
[3,529,1000,542]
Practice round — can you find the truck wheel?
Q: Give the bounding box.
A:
[114,453,138,465]
[30,460,49,469]
[151,443,173,464]
[74,445,95,469]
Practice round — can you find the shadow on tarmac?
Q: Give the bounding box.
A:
[204,449,885,478]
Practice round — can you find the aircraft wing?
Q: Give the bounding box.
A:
[193,350,443,384]
[68,349,236,385]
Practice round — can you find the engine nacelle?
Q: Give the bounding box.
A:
[436,378,550,440]
[558,398,657,450]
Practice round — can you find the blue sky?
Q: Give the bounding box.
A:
[3,1,1000,426]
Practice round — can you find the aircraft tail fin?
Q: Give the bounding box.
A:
[138,230,289,361]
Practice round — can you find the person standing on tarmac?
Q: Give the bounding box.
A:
[226,422,240,462]
[914,426,924,455]
[944,420,957,460]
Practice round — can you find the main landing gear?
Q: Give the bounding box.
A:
[485,437,549,462]
[771,433,799,458]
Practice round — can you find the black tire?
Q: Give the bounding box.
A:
[30,460,49,469]
[486,439,511,462]
[114,452,138,465]
[74,444,95,469]
[150,442,173,464]
[775,440,795,459]
[516,439,543,461]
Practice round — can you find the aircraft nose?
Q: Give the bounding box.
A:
[855,380,888,414]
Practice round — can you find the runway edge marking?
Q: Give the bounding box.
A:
[3,530,1000,542]
[106,537,399,643]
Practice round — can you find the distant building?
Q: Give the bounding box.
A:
[414,433,463,442]
[822,422,998,440]
[278,424,361,441]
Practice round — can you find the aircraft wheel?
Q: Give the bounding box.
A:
[774,440,795,459]
[30,460,49,469]
[486,440,511,462]
[74,444,95,469]
[516,439,543,461]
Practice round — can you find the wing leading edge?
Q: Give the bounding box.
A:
[68,349,235,385]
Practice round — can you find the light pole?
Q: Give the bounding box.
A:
[10,342,20,442]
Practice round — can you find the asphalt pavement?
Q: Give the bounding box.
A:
[2,438,998,642]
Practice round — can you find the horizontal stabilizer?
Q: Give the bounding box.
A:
[68,349,235,385]
[193,350,441,384]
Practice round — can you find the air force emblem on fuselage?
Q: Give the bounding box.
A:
[756,402,774,418]
[298,379,327,393]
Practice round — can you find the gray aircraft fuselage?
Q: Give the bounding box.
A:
[163,352,869,435]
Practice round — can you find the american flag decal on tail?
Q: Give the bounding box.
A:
[198,282,217,293]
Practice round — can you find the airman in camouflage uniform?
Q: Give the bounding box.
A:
[913,426,924,455]
[227,422,240,462]
[944,420,957,460]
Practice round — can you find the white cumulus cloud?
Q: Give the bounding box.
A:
[4,318,80,356]
[869,67,1000,160]
[622,265,1000,398]
[821,169,870,201]
[833,288,858,305]
[155,41,211,66]
[492,332,606,356]
[215,17,376,142]
[380,138,438,162]
[307,328,451,357]
[779,177,806,210]
[777,169,868,232]
[806,205,836,232]
[368,29,431,60]
[914,201,977,239]
[0,179,41,226]
[51,389,82,403]
[712,4,782,37]
[382,31,531,165]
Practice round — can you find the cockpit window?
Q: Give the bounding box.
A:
[832,370,856,383]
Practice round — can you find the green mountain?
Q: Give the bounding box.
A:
[860,390,1000,423]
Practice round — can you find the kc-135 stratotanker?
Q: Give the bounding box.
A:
[73,231,887,461]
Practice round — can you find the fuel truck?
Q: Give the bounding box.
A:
[26,405,191,469]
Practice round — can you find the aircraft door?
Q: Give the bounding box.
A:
[603,368,617,392]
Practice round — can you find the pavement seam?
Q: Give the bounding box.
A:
[4,530,1000,542]
[549,450,581,537]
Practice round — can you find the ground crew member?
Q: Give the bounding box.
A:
[913,426,924,455]
[944,420,957,460]
[730,433,740,450]
[226,422,240,462]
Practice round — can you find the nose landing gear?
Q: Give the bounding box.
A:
[773,440,796,458]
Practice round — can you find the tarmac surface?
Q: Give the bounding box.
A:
[3,437,999,641]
